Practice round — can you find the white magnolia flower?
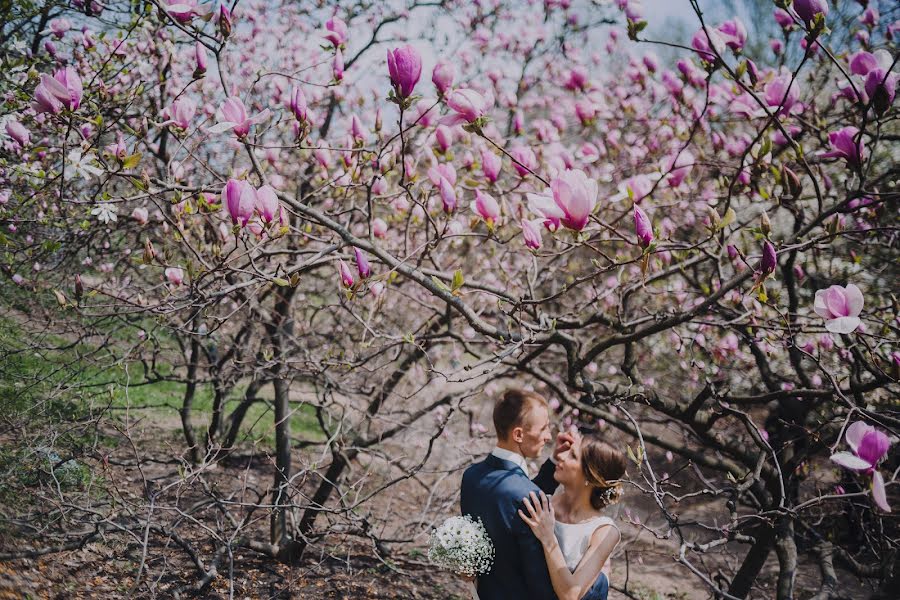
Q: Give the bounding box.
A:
[9,37,27,54]
[67,149,104,181]
[91,202,118,224]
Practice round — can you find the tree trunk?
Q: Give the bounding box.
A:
[269,287,298,557]
[222,378,265,449]
[728,525,775,598]
[181,327,202,463]
[774,518,797,600]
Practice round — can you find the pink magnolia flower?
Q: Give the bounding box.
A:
[339,259,354,287]
[471,190,501,226]
[131,207,149,225]
[354,248,371,279]
[717,19,747,51]
[289,87,308,122]
[849,51,878,76]
[218,3,232,37]
[831,421,892,512]
[5,121,30,147]
[565,66,588,91]
[864,69,898,114]
[323,16,348,48]
[106,133,127,160]
[164,0,210,23]
[32,67,83,113]
[333,48,344,81]
[48,18,71,38]
[255,185,279,223]
[764,72,800,114]
[428,163,457,186]
[372,218,388,238]
[194,41,207,76]
[666,150,694,187]
[859,7,879,28]
[439,177,457,214]
[432,60,455,95]
[760,240,777,274]
[821,126,865,167]
[528,169,598,231]
[350,114,365,140]
[162,98,196,130]
[210,97,270,138]
[481,149,501,183]
[634,205,653,248]
[773,8,794,30]
[509,145,537,177]
[441,89,490,126]
[691,27,726,62]
[222,179,256,227]
[165,267,184,286]
[813,284,864,334]
[521,219,543,250]
[435,125,453,152]
[793,0,828,25]
[387,45,422,99]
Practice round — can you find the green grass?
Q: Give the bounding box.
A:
[0,314,324,448]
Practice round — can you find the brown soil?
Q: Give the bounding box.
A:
[0,419,875,600]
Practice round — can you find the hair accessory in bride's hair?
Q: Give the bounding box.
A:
[597,479,623,505]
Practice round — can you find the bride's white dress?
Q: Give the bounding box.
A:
[554,515,618,571]
[469,512,618,600]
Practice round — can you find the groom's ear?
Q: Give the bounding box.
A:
[512,426,524,443]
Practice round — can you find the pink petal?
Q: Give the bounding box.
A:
[825,316,861,334]
[249,108,271,125]
[207,121,238,134]
[872,471,890,512]
[813,290,832,320]
[845,421,873,455]
[527,193,565,220]
[830,451,872,471]
[844,283,864,318]
[858,430,891,467]
[825,286,850,318]
[438,114,468,127]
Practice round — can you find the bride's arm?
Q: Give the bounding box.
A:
[519,492,620,600]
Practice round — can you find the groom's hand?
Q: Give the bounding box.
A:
[552,430,578,463]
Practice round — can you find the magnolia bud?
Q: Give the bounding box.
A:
[74,274,84,301]
[760,212,771,237]
[143,238,156,264]
[706,206,721,229]
[782,165,802,200]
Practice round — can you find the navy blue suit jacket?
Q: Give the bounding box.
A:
[461,455,559,600]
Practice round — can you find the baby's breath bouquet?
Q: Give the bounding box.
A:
[428,515,494,577]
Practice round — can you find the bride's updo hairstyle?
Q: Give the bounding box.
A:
[580,434,627,509]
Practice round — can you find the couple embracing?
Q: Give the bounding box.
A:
[461,388,626,600]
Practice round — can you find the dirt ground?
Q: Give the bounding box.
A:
[0,417,877,600]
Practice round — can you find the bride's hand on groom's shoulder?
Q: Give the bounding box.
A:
[518,491,556,547]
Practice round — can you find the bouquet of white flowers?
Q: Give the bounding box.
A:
[428,515,494,577]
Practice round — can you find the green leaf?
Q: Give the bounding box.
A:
[272,277,290,287]
[122,153,141,169]
[721,208,736,228]
[626,445,639,465]
[451,268,464,293]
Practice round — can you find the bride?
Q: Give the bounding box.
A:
[518,433,626,600]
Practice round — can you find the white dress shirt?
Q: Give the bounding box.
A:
[490,446,530,477]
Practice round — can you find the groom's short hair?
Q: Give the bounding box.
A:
[493,388,548,440]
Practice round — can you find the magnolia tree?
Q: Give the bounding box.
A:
[0,0,898,597]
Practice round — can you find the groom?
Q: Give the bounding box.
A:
[461,388,574,600]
